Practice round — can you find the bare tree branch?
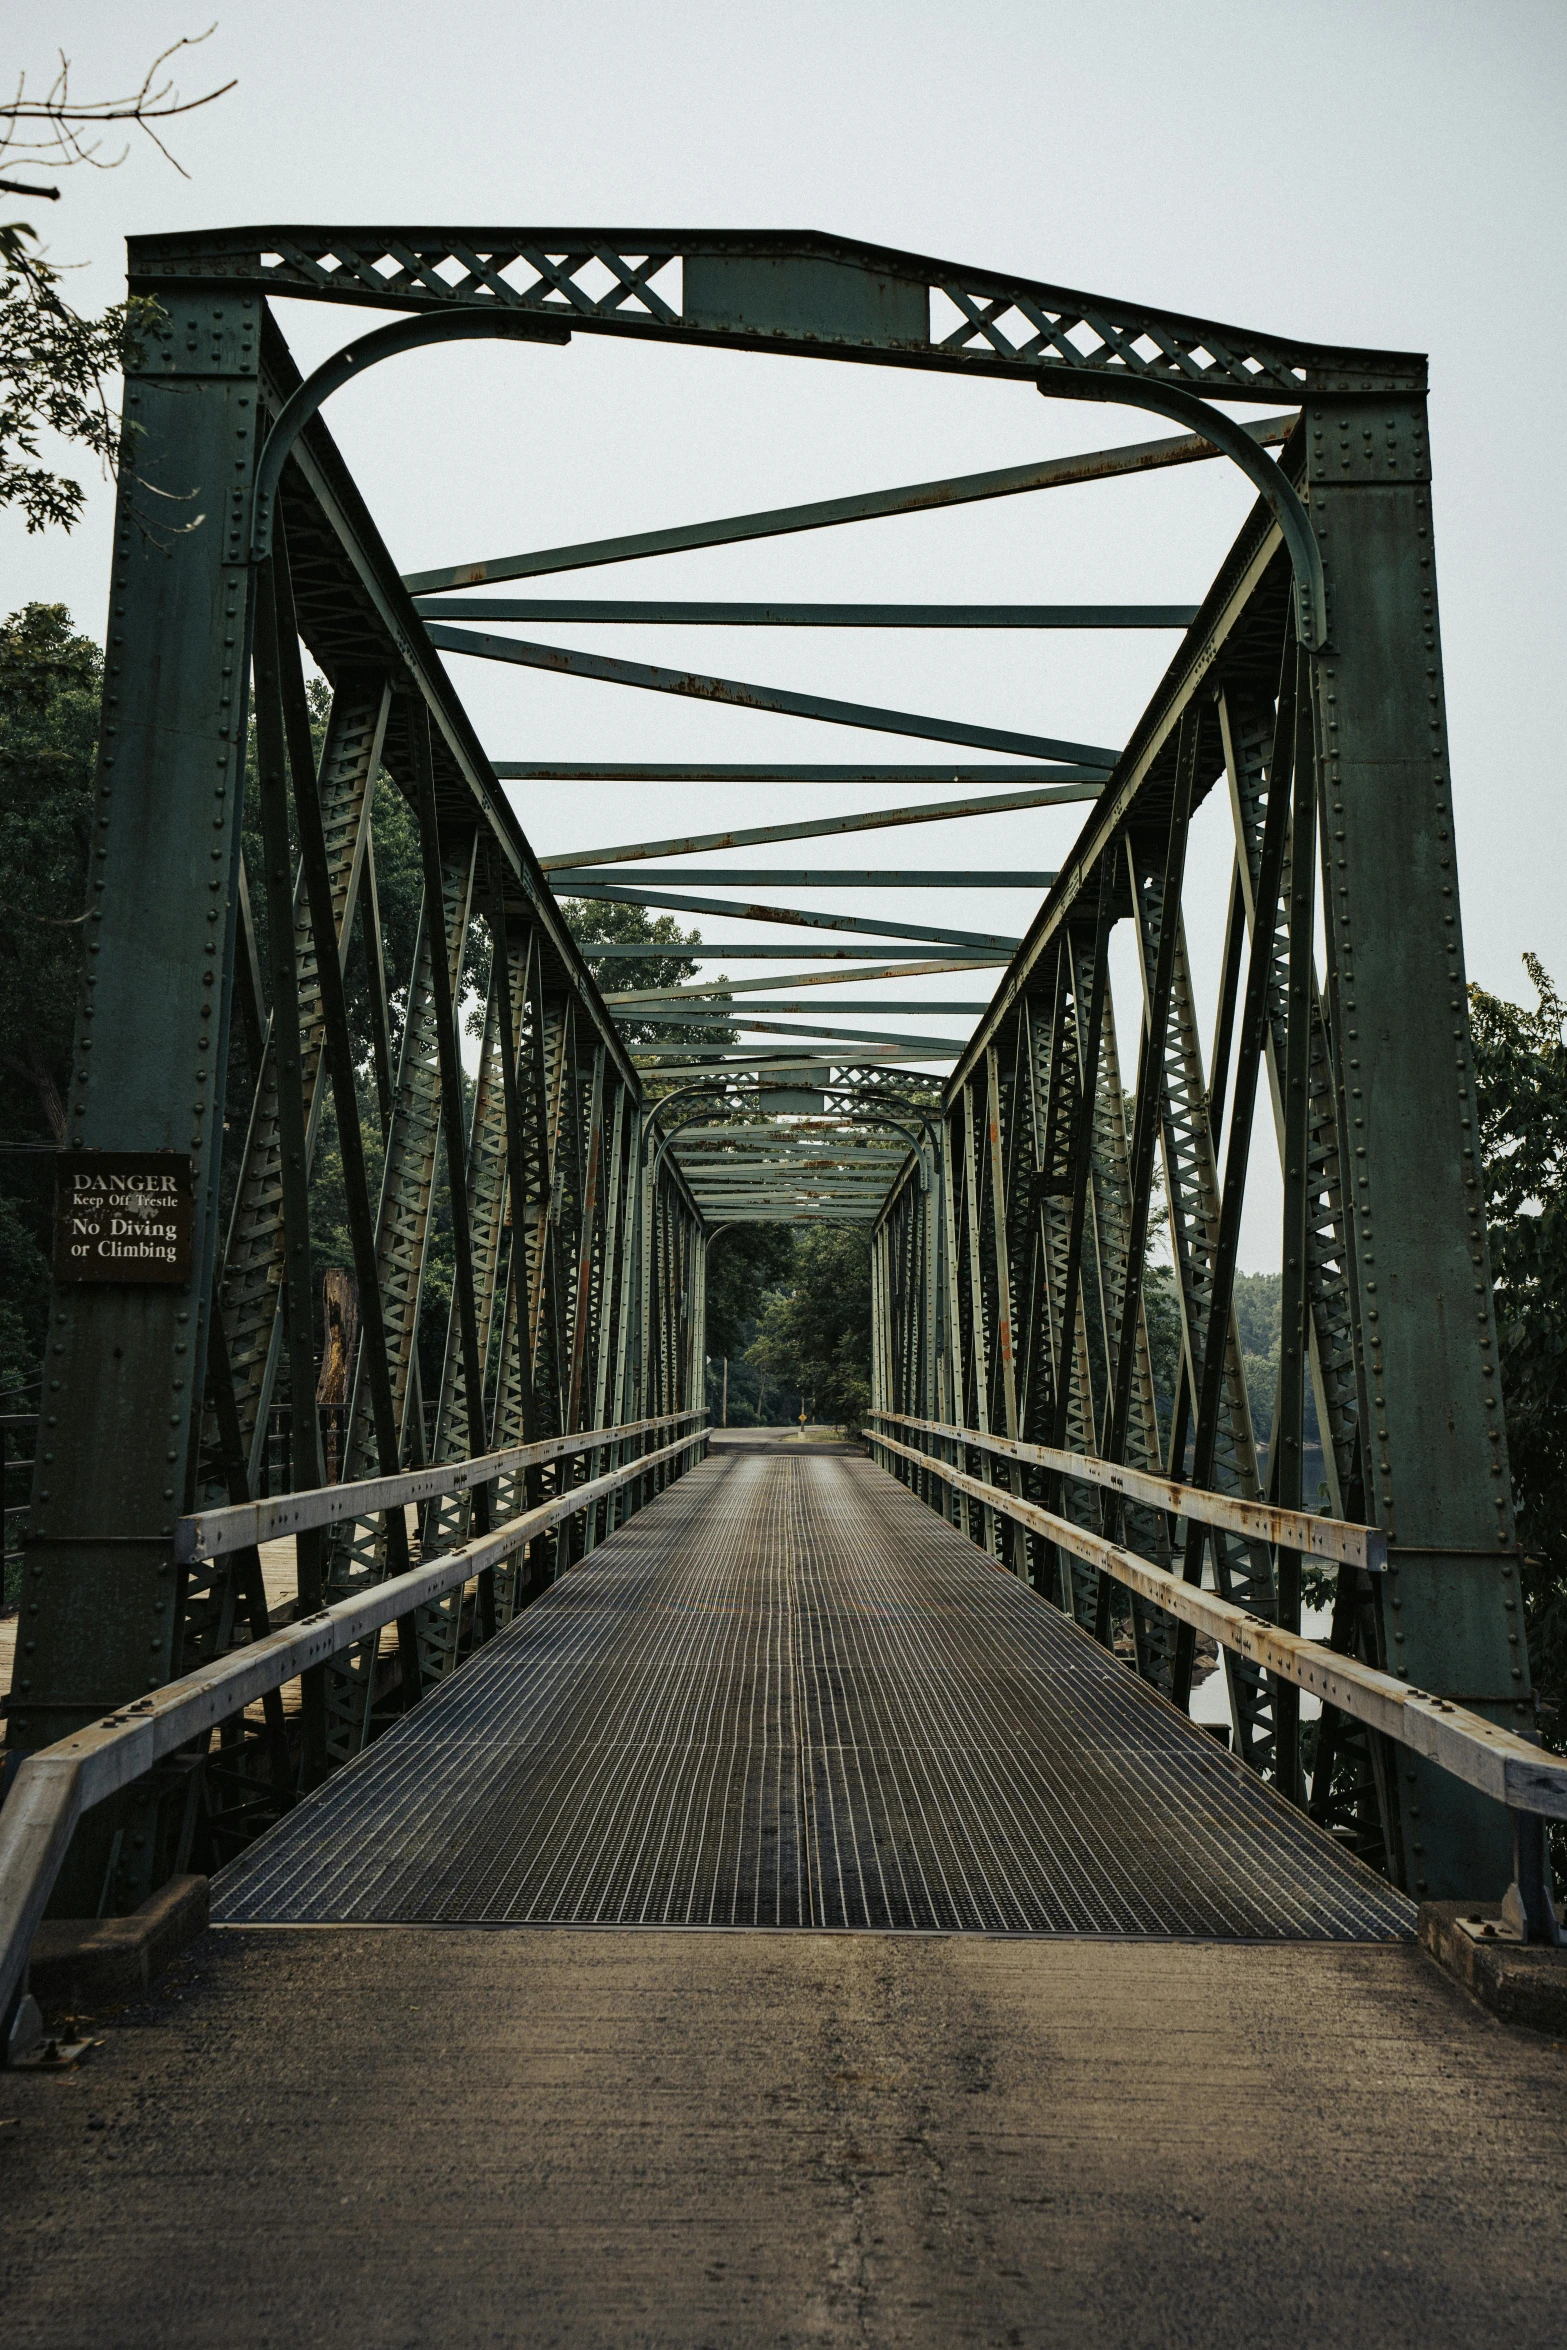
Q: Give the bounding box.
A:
[2,30,235,182]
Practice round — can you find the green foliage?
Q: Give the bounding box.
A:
[0,604,95,1131]
[0,1188,50,1406]
[1470,954,1567,1754]
[748,1226,873,1428]
[0,237,160,533]
[0,604,99,1392]
[561,897,701,1008]
[706,1225,795,1359]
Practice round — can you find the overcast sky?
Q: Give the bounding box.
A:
[6,0,1563,1267]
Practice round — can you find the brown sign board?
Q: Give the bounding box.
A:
[53,1151,194,1285]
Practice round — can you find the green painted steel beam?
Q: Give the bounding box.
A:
[562,868,1056,889]
[567,882,1018,953]
[630,999,989,1015]
[604,960,1000,999]
[635,1055,950,1079]
[424,625,1119,771]
[538,785,1100,874]
[498,763,1101,783]
[416,598,1198,629]
[582,944,1003,959]
[626,1015,968,1052]
[397,412,1297,594]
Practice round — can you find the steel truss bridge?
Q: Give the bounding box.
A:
[3,225,1564,2071]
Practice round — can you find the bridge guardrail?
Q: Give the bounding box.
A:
[178,1408,708,1562]
[0,1417,709,2053]
[868,1412,1566,1939]
[869,1410,1386,1572]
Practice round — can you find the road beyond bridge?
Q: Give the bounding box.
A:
[3,1434,1565,2349]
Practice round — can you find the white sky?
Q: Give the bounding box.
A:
[6,0,1564,1267]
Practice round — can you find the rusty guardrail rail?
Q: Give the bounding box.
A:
[178,1408,708,1561]
[868,1411,1566,1939]
[0,1415,708,2052]
[870,1409,1387,1571]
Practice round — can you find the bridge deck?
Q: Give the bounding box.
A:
[216,1435,1410,1941]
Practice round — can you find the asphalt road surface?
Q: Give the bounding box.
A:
[2,1923,1564,2348]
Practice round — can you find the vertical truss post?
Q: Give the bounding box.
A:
[212,670,386,1503]
[251,559,331,1779]
[984,1047,1024,1575]
[1045,872,1114,1632]
[325,803,476,1757]
[1169,670,1294,1743]
[411,714,493,1638]
[1273,682,1319,1805]
[1308,389,1524,1897]
[11,289,262,1911]
[271,548,414,1659]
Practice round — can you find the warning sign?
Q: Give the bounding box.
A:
[53,1151,193,1285]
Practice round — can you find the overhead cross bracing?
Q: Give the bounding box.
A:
[410,414,1271,1134]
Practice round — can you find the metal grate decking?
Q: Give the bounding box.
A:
[214,1440,1415,1939]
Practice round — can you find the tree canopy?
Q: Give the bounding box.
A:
[1470,954,1567,1760]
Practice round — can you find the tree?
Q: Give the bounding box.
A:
[1470,954,1567,1759]
[748,1225,873,1427]
[560,896,705,1049]
[0,605,98,1393]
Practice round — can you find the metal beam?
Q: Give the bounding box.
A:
[634,1056,948,1079]
[416,598,1199,628]
[561,868,1056,889]
[496,764,1103,783]
[427,624,1120,770]
[401,415,1297,594]
[630,1016,967,1052]
[605,963,997,1001]
[538,785,1100,873]
[631,999,989,1014]
[566,882,1018,952]
[581,944,1005,960]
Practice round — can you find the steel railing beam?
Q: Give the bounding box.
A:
[179,1408,706,1564]
[865,1429,1566,1821]
[868,1412,1382,1571]
[0,1423,710,2043]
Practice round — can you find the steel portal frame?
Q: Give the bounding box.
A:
[9,224,1525,1911]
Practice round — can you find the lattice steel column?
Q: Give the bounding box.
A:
[324,826,476,1758]
[1308,390,1525,1899]
[11,292,264,1910]
[209,680,389,1503]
